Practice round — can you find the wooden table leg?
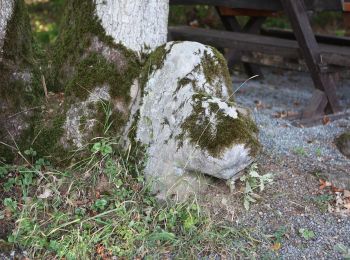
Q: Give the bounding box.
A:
[216,8,265,77]
[280,0,341,118]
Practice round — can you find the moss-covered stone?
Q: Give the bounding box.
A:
[335,131,350,158]
[140,43,169,91]
[201,48,233,99]
[180,93,260,157]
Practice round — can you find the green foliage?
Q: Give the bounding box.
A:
[334,243,350,259]
[273,226,287,244]
[304,194,334,212]
[0,110,259,258]
[298,228,316,240]
[240,163,273,210]
[3,198,17,213]
[91,142,113,157]
[293,147,307,157]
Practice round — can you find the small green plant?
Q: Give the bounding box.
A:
[24,147,37,158]
[304,194,334,212]
[240,163,273,210]
[299,228,315,240]
[293,147,307,156]
[0,165,8,178]
[92,199,108,211]
[273,226,288,244]
[91,141,113,156]
[334,243,350,259]
[3,198,17,213]
[315,148,322,157]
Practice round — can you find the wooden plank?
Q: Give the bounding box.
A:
[261,28,350,46]
[301,89,328,118]
[169,0,342,11]
[217,7,278,17]
[169,26,300,57]
[169,26,350,67]
[281,0,341,114]
[343,0,350,11]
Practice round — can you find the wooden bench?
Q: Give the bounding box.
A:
[169,0,350,121]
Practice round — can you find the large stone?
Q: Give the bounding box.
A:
[335,131,350,159]
[136,41,260,200]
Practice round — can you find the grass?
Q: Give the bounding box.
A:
[0,100,266,259]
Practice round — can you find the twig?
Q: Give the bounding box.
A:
[41,74,48,102]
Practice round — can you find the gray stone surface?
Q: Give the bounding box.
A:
[136,42,259,200]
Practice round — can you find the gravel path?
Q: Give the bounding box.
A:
[202,67,350,259]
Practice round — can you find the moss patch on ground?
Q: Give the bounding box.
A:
[180,93,260,157]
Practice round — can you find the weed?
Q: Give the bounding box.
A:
[304,194,334,212]
[293,147,307,157]
[334,243,350,259]
[315,148,322,157]
[1,130,258,259]
[3,198,17,213]
[240,163,273,210]
[273,226,288,244]
[299,228,315,240]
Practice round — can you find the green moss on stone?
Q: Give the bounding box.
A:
[335,132,350,158]
[201,48,233,99]
[180,93,260,157]
[140,43,174,90]
[65,53,139,102]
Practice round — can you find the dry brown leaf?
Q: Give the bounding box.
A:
[319,179,332,190]
[322,116,330,125]
[271,242,281,251]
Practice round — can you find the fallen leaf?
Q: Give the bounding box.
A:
[271,242,281,251]
[319,179,332,190]
[331,186,344,193]
[322,116,330,125]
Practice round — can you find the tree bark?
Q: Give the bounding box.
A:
[0,0,37,162]
[95,0,169,52]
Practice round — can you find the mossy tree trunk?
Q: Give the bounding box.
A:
[0,0,42,162]
[0,0,170,163]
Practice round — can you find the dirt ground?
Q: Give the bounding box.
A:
[201,67,350,259]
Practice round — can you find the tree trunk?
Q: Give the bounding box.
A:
[95,0,169,52]
[0,0,38,162]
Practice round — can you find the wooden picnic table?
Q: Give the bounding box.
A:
[169,0,350,122]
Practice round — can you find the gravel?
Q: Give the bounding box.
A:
[202,67,350,259]
[235,68,350,189]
